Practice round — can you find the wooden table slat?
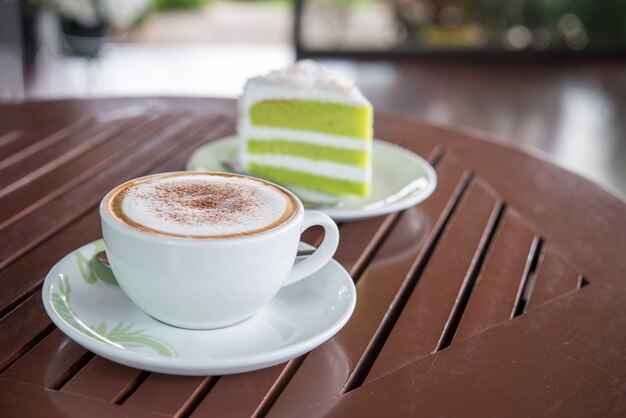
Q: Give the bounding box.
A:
[526,246,583,311]
[370,114,446,160]
[1,330,91,389]
[0,117,229,271]
[0,378,167,418]
[122,374,213,416]
[0,292,54,372]
[266,154,469,417]
[189,365,286,418]
[0,211,101,317]
[0,129,23,151]
[0,121,89,169]
[0,117,136,195]
[0,125,71,163]
[0,114,175,226]
[61,356,144,403]
[364,178,500,384]
[454,208,537,342]
[333,214,397,276]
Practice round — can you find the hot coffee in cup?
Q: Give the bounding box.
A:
[100,172,339,329]
[107,172,297,239]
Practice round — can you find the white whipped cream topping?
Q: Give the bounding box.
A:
[239,60,371,117]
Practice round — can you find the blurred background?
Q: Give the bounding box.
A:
[1,0,625,193]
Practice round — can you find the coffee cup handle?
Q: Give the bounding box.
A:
[282,211,339,287]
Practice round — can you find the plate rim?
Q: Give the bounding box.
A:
[42,240,356,375]
[186,135,437,221]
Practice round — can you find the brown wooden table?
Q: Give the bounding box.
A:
[0,98,624,417]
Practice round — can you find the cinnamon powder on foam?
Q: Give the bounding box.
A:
[138,181,264,227]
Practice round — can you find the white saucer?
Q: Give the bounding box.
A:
[186,136,437,221]
[42,240,356,376]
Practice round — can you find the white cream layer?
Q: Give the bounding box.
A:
[239,126,371,151]
[244,154,371,183]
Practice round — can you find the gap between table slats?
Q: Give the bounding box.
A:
[453,208,537,342]
[261,153,468,418]
[435,200,505,351]
[511,236,542,317]
[525,245,584,311]
[342,170,479,393]
[361,176,501,385]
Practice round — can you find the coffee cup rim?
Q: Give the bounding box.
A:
[99,171,304,245]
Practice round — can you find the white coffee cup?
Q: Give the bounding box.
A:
[99,172,339,329]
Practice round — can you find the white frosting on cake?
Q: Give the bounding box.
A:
[239,60,371,116]
[119,174,290,237]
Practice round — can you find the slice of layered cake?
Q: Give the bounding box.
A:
[238,60,373,198]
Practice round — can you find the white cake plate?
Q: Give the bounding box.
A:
[186,136,437,221]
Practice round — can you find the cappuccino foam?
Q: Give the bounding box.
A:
[108,173,296,238]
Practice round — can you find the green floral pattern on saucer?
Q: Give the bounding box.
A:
[42,239,356,375]
[50,244,177,358]
[75,240,119,286]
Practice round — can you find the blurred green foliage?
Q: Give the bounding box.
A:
[470,0,626,42]
[392,0,626,50]
[154,0,212,9]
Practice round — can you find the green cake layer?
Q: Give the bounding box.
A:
[247,139,369,166]
[249,163,369,197]
[250,100,372,138]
